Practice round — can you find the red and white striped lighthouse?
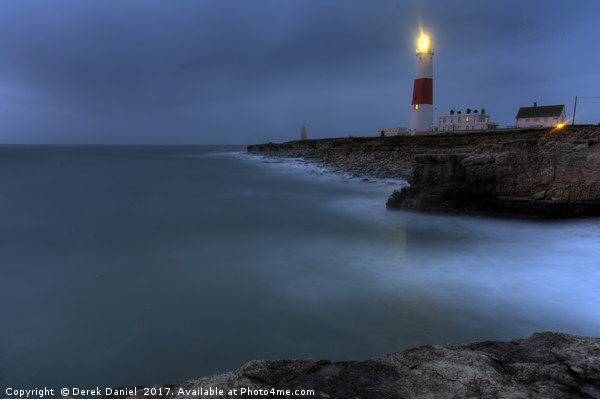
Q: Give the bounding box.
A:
[409,33,434,134]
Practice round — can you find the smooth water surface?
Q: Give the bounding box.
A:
[1,145,599,390]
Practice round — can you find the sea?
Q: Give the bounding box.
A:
[1,145,599,391]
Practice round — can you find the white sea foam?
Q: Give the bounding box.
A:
[241,151,408,186]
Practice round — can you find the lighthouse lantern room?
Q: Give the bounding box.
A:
[409,32,434,134]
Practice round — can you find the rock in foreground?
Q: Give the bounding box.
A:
[104,332,600,399]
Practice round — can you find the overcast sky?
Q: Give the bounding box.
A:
[1,0,599,145]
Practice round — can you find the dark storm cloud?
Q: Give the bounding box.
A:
[0,0,599,144]
[2,1,398,110]
[2,1,243,110]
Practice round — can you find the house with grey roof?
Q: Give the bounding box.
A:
[516,103,566,128]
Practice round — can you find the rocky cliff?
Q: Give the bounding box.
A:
[104,332,600,399]
[248,125,600,218]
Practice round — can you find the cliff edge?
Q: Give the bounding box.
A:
[248,125,600,218]
[103,332,600,399]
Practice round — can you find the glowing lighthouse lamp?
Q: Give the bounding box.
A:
[409,33,434,134]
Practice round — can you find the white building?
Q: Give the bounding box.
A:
[435,108,498,132]
[516,103,566,128]
[376,127,408,137]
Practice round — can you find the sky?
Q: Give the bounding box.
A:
[0,0,599,145]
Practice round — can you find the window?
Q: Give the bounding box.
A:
[458,117,462,122]
[443,117,447,123]
[466,117,470,122]
[414,104,418,110]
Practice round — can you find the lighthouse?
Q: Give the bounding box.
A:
[408,32,434,134]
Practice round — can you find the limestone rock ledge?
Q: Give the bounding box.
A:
[248,126,600,218]
[386,126,600,218]
[103,332,600,399]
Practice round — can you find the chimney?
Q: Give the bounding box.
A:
[533,102,537,107]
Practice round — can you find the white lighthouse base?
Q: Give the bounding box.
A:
[409,104,433,135]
